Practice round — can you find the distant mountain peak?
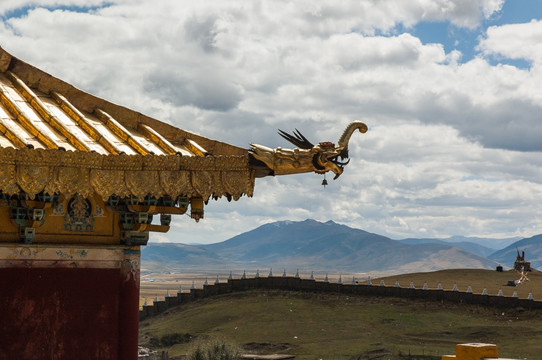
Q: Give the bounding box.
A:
[270,219,335,227]
[302,218,324,224]
[143,218,504,273]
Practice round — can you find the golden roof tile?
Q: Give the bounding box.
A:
[0,47,254,203]
[0,47,248,156]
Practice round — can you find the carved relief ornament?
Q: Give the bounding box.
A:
[0,148,254,201]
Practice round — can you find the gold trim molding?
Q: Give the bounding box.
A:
[0,148,254,201]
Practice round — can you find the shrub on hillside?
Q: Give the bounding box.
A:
[187,338,241,360]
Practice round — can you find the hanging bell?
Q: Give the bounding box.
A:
[321,177,328,187]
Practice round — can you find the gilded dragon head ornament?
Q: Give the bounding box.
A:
[249,121,368,181]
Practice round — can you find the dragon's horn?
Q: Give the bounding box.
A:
[337,121,368,150]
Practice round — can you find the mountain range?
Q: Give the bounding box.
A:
[488,234,542,269]
[141,219,541,274]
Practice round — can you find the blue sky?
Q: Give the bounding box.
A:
[0,0,541,244]
[412,0,540,68]
[1,2,113,18]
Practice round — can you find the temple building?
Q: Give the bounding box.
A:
[0,47,366,359]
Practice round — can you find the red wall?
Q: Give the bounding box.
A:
[0,268,121,360]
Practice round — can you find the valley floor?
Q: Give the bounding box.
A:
[139,288,542,360]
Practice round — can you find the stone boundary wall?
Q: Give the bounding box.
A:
[139,276,541,321]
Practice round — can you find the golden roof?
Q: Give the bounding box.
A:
[0,47,254,202]
[0,69,203,157]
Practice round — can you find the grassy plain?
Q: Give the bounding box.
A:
[139,270,542,360]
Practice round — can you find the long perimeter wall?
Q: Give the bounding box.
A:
[140,276,541,320]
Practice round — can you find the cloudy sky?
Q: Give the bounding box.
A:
[1,0,541,244]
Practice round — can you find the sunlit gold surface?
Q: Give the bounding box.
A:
[0,48,243,159]
[250,121,367,178]
[0,147,254,201]
[0,47,255,205]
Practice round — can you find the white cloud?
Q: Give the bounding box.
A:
[0,0,540,243]
[478,19,542,65]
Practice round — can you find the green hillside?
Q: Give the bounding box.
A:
[139,289,542,360]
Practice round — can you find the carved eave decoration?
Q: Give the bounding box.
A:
[0,147,254,202]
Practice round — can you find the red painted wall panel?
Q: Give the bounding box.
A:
[0,268,120,360]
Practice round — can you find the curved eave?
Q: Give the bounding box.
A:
[0,46,247,157]
[0,47,255,201]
